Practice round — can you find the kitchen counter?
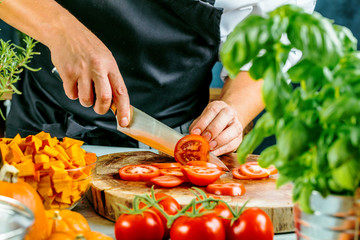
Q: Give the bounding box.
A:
[76,145,296,240]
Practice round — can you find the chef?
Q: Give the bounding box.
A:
[0,0,315,156]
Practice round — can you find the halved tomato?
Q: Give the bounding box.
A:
[206,183,246,196]
[151,175,185,188]
[186,161,222,170]
[119,164,160,181]
[174,134,210,165]
[181,166,224,186]
[151,162,182,169]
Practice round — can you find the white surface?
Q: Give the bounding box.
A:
[76,145,296,239]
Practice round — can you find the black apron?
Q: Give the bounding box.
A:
[6,0,222,147]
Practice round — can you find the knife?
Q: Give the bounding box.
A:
[52,67,229,171]
[110,104,229,171]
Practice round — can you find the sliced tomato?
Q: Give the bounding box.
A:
[159,168,184,177]
[206,183,246,196]
[151,162,181,169]
[119,164,160,181]
[232,168,251,180]
[181,166,224,186]
[186,161,222,170]
[174,134,210,165]
[266,165,278,175]
[239,162,270,179]
[151,175,185,188]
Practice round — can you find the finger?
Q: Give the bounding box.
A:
[77,73,94,108]
[209,120,243,151]
[211,127,243,156]
[60,71,79,100]
[189,101,226,140]
[201,107,236,143]
[92,71,113,115]
[109,71,130,127]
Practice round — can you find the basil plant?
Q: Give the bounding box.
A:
[220,4,360,213]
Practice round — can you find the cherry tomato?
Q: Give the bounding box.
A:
[151,175,185,188]
[119,164,160,181]
[159,168,184,177]
[170,213,226,240]
[114,209,164,240]
[186,160,222,170]
[181,166,224,186]
[174,134,210,165]
[213,202,234,238]
[228,208,274,240]
[139,193,181,240]
[151,162,181,169]
[206,183,246,196]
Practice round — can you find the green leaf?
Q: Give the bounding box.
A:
[332,159,360,191]
[327,137,354,169]
[258,145,278,168]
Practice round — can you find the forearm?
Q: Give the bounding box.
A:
[0,0,87,48]
[219,71,264,128]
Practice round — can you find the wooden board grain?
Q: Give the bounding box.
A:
[89,151,294,233]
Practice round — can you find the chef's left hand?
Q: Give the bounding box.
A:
[189,100,243,156]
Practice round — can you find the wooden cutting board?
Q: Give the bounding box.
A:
[89,151,294,233]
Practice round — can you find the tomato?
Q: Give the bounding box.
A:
[119,164,160,181]
[186,160,222,170]
[159,168,184,177]
[240,162,270,179]
[232,168,251,180]
[228,208,274,240]
[151,175,185,188]
[114,209,164,240]
[213,202,234,238]
[170,213,226,240]
[266,165,278,175]
[206,183,246,196]
[151,162,181,169]
[174,134,210,165]
[181,166,224,186]
[139,193,181,240]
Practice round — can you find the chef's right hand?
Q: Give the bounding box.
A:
[49,21,131,127]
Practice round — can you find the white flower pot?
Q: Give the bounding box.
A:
[294,190,360,240]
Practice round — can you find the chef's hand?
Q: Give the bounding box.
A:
[189,100,243,156]
[49,21,131,127]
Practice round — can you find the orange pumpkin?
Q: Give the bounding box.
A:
[0,163,49,240]
[47,231,113,240]
[46,209,91,234]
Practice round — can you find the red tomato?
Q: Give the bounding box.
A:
[186,160,222,170]
[119,164,160,181]
[151,175,185,188]
[266,165,278,175]
[151,162,181,169]
[139,193,181,240]
[174,134,210,165]
[159,168,184,177]
[206,183,246,196]
[181,166,224,186]
[232,168,251,180]
[228,208,274,240]
[170,213,226,240]
[239,162,270,179]
[213,202,234,238]
[114,209,164,240]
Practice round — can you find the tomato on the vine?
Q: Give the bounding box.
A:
[170,213,226,240]
[119,164,160,181]
[228,207,274,240]
[181,165,224,186]
[114,209,164,240]
[174,134,210,165]
[139,193,181,240]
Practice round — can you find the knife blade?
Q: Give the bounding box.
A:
[52,67,229,170]
[110,104,229,171]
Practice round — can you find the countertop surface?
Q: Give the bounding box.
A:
[76,145,296,240]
